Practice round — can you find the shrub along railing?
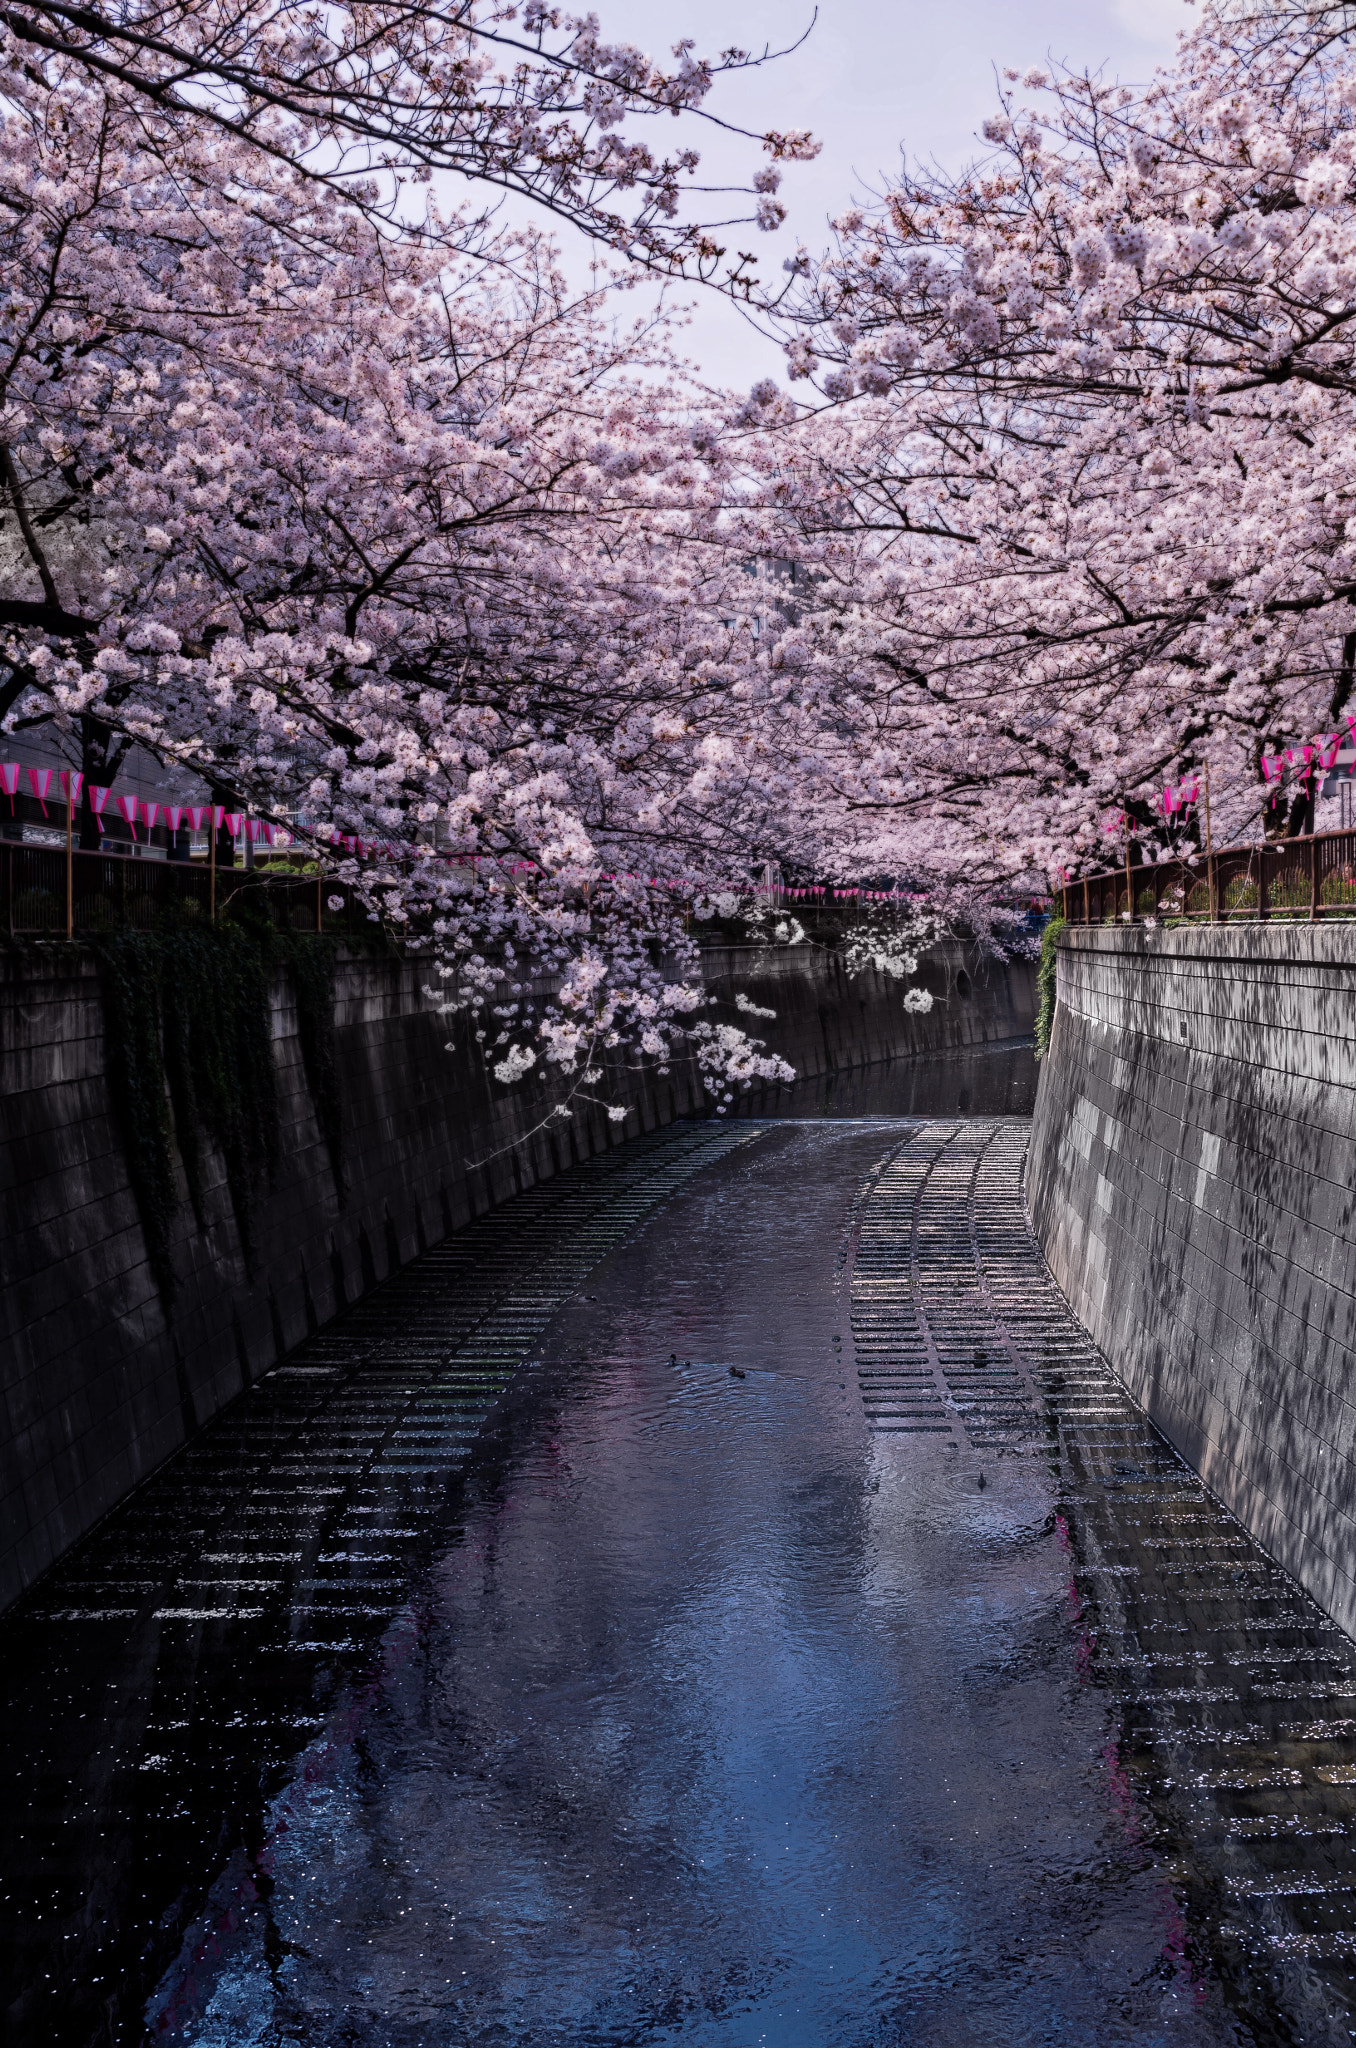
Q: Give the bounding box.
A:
[0,841,373,938]
[1060,828,1356,926]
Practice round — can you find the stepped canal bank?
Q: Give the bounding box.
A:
[1029,922,1356,1640]
[0,936,1033,1613]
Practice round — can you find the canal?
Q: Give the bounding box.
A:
[6,1047,1356,2045]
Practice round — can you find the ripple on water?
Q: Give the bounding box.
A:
[4,1098,1356,2045]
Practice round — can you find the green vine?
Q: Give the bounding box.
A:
[94,916,342,1300]
[1034,913,1065,1061]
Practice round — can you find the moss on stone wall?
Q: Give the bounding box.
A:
[94,920,339,1300]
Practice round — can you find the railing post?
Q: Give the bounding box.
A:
[1311,834,1320,921]
[1125,846,1134,924]
[1208,850,1218,923]
[1082,876,1089,925]
[1258,848,1269,922]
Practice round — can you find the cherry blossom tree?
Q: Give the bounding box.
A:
[0,49,826,1108]
[0,0,817,283]
[772,0,1356,878]
[0,0,1006,1121]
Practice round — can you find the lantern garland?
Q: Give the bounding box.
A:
[0,761,295,850]
[1260,715,1356,788]
[1156,775,1201,820]
[0,755,942,905]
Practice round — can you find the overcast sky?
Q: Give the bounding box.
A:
[559,0,1191,390]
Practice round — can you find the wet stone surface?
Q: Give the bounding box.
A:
[6,1079,1356,2043]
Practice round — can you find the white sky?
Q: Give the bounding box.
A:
[545,0,1192,390]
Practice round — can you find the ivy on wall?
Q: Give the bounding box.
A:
[94,919,342,1301]
[1034,914,1064,1062]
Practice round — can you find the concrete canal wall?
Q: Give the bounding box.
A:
[1028,922,1356,1637]
[0,936,1033,1611]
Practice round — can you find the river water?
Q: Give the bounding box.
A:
[6,1047,1356,2046]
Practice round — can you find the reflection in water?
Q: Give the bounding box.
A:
[731,1036,1036,1121]
[147,1126,1207,2047]
[1,1085,1354,2045]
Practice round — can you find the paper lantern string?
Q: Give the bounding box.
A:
[1157,776,1200,819]
[1263,713,1356,786]
[0,759,308,858]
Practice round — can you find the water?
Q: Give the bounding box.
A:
[5,1063,1356,2045]
[731,1036,1037,1120]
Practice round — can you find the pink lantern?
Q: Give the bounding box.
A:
[59,770,83,807]
[116,793,139,839]
[28,768,52,817]
[88,786,110,832]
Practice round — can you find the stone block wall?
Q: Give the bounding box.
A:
[0,936,1033,1610]
[1028,922,1356,1635]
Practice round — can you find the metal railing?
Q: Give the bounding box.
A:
[0,842,373,938]
[0,836,1047,942]
[1060,828,1356,925]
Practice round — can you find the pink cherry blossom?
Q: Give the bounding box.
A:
[0,35,820,1104]
[775,1,1356,877]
